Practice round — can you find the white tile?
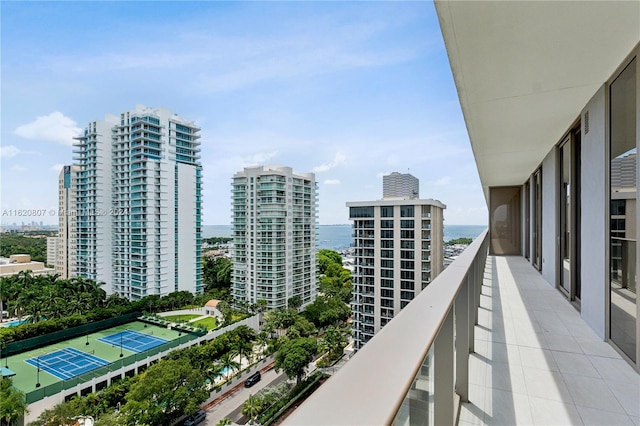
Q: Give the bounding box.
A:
[589,356,640,385]
[576,405,635,425]
[562,374,626,413]
[516,330,548,349]
[484,342,521,365]
[544,332,583,353]
[551,351,600,378]
[537,315,572,336]
[459,400,485,425]
[521,366,572,402]
[518,346,559,371]
[528,395,583,425]
[607,380,640,417]
[469,354,488,386]
[486,361,528,394]
[484,388,533,425]
[575,337,620,358]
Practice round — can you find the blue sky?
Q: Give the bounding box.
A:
[0,1,487,226]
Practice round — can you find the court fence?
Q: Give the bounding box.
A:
[24,332,196,404]
[5,312,141,357]
[23,314,260,406]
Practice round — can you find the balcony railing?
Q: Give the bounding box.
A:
[287,229,489,425]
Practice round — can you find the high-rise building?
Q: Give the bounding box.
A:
[46,236,58,267]
[231,165,318,310]
[55,164,78,279]
[347,173,445,350]
[72,105,202,299]
[382,172,419,199]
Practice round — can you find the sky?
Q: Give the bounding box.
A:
[0,1,488,226]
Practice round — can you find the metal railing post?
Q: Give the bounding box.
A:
[434,307,454,425]
[455,275,470,403]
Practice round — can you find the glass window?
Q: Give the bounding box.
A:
[381,220,394,229]
[401,205,414,217]
[381,206,394,217]
[350,206,374,218]
[609,57,637,362]
[401,220,414,228]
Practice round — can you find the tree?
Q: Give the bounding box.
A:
[274,337,318,384]
[303,296,351,328]
[317,249,342,275]
[0,378,27,426]
[121,359,208,426]
[216,418,232,426]
[319,325,349,360]
[287,295,303,310]
[242,394,263,425]
[219,353,240,381]
[203,257,233,292]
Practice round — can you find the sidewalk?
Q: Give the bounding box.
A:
[204,356,282,425]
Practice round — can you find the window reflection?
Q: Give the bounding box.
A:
[610,57,637,362]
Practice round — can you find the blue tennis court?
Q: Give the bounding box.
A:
[98,329,168,353]
[25,348,110,380]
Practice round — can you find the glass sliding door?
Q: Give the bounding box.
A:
[532,169,543,270]
[609,57,637,363]
[489,186,521,255]
[558,127,581,302]
[524,180,531,260]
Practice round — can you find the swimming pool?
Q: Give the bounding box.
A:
[0,319,27,328]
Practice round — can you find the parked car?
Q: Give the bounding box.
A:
[184,410,206,426]
[244,371,261,387]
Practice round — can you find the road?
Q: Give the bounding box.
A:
[204,367,288,426]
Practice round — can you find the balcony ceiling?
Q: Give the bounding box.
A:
[435,0,640,201]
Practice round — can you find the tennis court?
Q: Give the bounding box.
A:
[98,329,168,353]
[25,348,110,380]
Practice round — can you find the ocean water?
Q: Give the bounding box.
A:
[203,224,487,250]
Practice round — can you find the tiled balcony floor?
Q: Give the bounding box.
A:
[459,256,640,426]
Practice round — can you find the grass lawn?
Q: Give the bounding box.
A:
[163,314,202,322]
[192,316,218,330]
[231,312,249,322]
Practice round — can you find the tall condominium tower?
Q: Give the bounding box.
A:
[231,165,318,310]
[383,172,419,199]
[55,165,79,279]
[347,173,445,350]
[72,105,202,299]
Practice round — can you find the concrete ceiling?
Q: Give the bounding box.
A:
[435,0,640,201]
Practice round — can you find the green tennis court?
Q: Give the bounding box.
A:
[2,321,185,395]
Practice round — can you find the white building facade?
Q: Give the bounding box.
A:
[347,174,445,350]
[231,165,317,310]
[55,165,78,279]
[72,105,202,299]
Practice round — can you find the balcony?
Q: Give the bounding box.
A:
[287,230,640,425]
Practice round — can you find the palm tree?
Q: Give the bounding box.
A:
[204,362,225,386]
[0,377,28,425]
[241,394,263,425]
[256,332,270,360]
[232,340,254,366]
[219,353,240,382]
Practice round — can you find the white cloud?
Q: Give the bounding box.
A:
[51,164,65,173]
[242,151,279,167]
[0,145,22,158]
[313,152,346,173]
[10,165,27,172]
[324,179,341,185]
[14,112,81,146]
